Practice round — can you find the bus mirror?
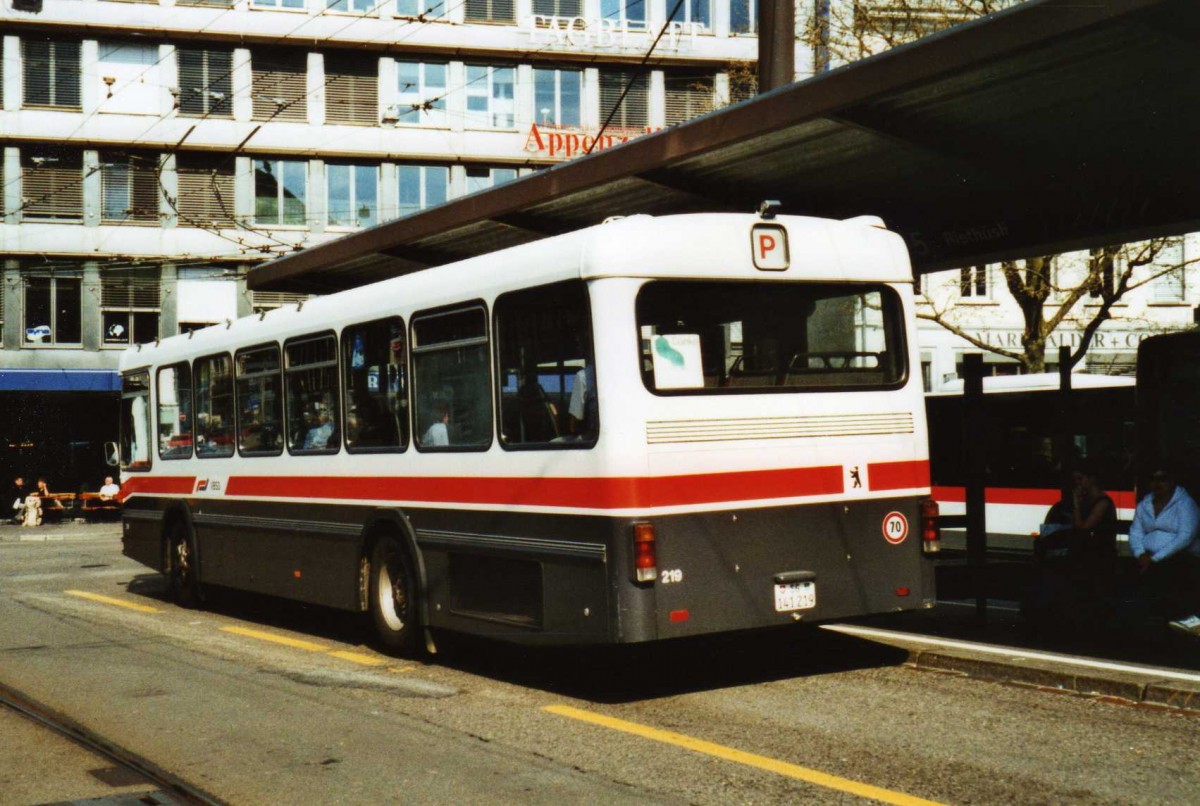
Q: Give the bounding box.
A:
[105,442,120,467]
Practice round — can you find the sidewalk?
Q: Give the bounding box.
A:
[0,519,121,542]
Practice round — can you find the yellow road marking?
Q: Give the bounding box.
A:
[544,705,945,806]
[220,626,329,652]
[328,650,386,666]
[65,590,160,614]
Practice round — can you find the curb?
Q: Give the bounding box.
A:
[908,649,1200,714]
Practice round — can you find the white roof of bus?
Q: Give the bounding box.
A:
[121,212,912,372]
[931,373,1135,395]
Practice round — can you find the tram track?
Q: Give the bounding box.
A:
[0,679,226,806]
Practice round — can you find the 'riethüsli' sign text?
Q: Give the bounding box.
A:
[526,16,705,50]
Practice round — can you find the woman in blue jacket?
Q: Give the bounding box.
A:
[1128,468,1200,636]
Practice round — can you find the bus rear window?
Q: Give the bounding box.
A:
[636,281,906,394]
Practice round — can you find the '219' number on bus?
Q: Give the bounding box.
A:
[661,569,683,584]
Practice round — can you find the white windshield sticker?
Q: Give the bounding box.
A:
[652,334,704,389]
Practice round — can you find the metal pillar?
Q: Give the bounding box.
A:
[962,353,987,621]
[758,0,796,92]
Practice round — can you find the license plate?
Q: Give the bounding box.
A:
[774,581,816,612]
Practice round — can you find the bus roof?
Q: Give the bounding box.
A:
[930,372,1135,396]
[120,212,911,373]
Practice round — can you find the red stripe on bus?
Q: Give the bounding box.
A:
[120,476,198,501]
[868,460,930,491]
[224,465,846,509]
[932,486,1137,509]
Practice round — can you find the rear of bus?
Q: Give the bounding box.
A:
[587,213,937,642]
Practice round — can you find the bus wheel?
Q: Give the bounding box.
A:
[368,536,418,656]
[167,522,201,608]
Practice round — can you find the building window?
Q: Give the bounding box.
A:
[730,0,755,33]
[252,49,308,123]
[286,335,341,454]
[664,73,714,126]
[20,149,83,221]
[254,159,308,226]
[533,0,581,15]
[397,165,449,217]
[102,267,161,346]
[465,0,515,24]
[413,307,492,450]
[1152,239,1186,303]
[22,38,81,110]
[100,152,161,225]
[343,317,409,452]
[327,164,378,228]
[600,0,646,27]
[325,53,378,126]
[250,290,312,313]
[328,0,373,9]
[97,42,160,115]
[465,65,516,128]
[176,153,236,228]
[533,68,582,127]
[496,281,597,448]
[195,354,236,457]
[669,0,710,26]
[23,274,82,345]
[960,265,988,298]
[236,346,284,456]
[599,70,649,130]
[465,166,517,194]
[396,0,446,14]
[178,47,233,118]
[394,61,447,126]
[252,0,305,8]
[178,0,234,6]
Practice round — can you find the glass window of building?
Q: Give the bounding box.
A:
[23,274,82,346]
[343,318,409,452]
[533,68,582,127]
[252,0,305,8]
[100,152,161,225]
[394,61,447,126]
[327,164,379,228]
[465,166,517,194]
[465,0,515,24]
[22,38,81,110]
[412,307,492,450]
[325,53,378,126]
[465,65,515,128]
[397,165,449,217]
[177,153,237,228]
[20,149,83,221]
[669,0,711,27]
[1152,239,1187,303]
[600,0,646,28]
[102,267,161,346]
[599,69,649,130]
[730,0,755,33]
[97,42,160,115]
[960,266,989,298]
[236,345,284,456]
[177,47,234,118]
[328,0,372,10]
[195,354,236,457]
[254,159,308,226]
[252,49,308,123]
[396,0,446,15]
[664,73,714,126]
[532,0,581,15]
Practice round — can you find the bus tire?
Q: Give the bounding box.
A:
[368,535,419,656]
[166,520,201,609]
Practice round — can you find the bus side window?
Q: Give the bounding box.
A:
[412,306,491,451]
[285,334,340,455]
[120,370,152,471]
[236,345,284,456]
[342,317,408,452]
[494,281,597,449]
[157,363,193,460]
[194,354,235,458]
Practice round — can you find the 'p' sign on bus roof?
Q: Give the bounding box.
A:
[751,224,789,271]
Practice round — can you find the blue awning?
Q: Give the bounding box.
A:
[0,369,120,392]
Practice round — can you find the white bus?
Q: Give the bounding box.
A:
[117,211,938,654]
[927,373,1136,555]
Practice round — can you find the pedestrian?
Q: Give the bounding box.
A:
[7,475,28,524]
[98,476,121,500]
[1127,468,1200,637]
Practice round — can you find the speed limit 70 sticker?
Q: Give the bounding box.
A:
[882,511,909,544]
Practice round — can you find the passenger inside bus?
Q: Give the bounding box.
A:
[422,401,451,447]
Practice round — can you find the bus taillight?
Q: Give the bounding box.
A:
[920,499,941,554]
[632,522,657,583]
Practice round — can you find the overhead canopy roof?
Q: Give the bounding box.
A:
[249,0,1200,294]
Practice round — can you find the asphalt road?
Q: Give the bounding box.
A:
[2,523,1198,805]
